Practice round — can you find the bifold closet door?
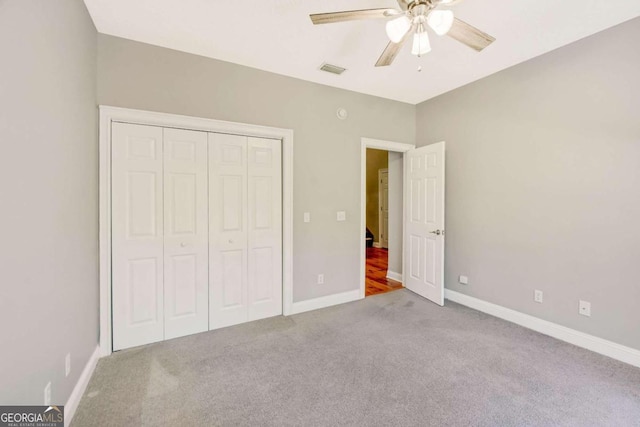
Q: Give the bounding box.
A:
[112,123,165,351]
[209,133,248,329]
[247,137,282,321]
[112,123,209,350]
[163,128,209,340]
[208,134,282,329]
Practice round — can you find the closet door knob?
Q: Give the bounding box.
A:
[180,242,187,247]
[228,239,233,244]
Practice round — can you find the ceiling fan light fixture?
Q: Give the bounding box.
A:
[309,2,495,67]
[411,30,431,56]
[386,16,411,43]
[427,9,454,36]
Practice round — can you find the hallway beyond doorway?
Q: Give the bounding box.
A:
[365,247,403,297]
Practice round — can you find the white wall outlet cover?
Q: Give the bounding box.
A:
[458,275,468,285]
[534,290,543,303]
[317,274,324,285]
[579,300,591,317]
[303,212,310,223]
[337,211,346,221]
[336,108,348,120]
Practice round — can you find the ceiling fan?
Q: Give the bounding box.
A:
[310,0,495,67]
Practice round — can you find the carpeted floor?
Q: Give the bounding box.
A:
[72,290,640,426]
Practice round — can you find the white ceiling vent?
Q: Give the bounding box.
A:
[319,63,346,75]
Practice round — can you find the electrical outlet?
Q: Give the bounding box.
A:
[65,353,71,377]
[336,211,346,222]
[458,275,468,285]
[579,300,591,317]
[44,382,51,406]
[317,274,324,285]
[303,212,310,223]
[534,290,543,303]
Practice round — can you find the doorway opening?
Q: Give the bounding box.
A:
[364,147,404,297]
[360,137,446,306]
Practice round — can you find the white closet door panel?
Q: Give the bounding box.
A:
[248,137,282,321]
[112,122,164,351]
[163,128,209,340]
[209,133,249,329]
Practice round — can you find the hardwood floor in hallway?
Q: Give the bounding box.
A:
[365,247,403,297]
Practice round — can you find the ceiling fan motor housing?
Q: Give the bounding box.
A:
[400,0,459,10]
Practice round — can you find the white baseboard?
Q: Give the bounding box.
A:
[291,290,362,315]
[386,271,402,282]
[65,345,100,427]
[372,242,382,248]
[445,289,640,369]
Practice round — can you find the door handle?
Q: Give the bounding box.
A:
[430,230,443,235]
[180,242,187,247]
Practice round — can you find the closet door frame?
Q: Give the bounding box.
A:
[99,106,294,356]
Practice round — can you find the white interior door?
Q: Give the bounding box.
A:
[163,128,209,340]
[112,123,164,350]
[209,133,249,329]
[379,169,389,249]
[403,142,445,306]
[247,137,282,321]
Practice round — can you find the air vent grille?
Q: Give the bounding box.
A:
[319,63,347,75]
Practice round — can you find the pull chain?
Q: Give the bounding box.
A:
[417,23,424,72]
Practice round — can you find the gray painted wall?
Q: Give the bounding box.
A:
[0,0,98,404]
[416,18,640,351]
[97,34,416,303]
[388,152,403,275]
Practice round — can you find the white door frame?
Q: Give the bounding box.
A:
[99,106,294,356]
[360,138,415,299]
[378,168,389,249]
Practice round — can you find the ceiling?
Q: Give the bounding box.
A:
[84,0,640,105]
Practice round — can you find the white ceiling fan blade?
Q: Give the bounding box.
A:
[447,18,495,51]
[310,8,400,25]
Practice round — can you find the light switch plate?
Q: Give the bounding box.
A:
[337,211,346,221]
[303,212,310,223]
[459,275,468,285]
